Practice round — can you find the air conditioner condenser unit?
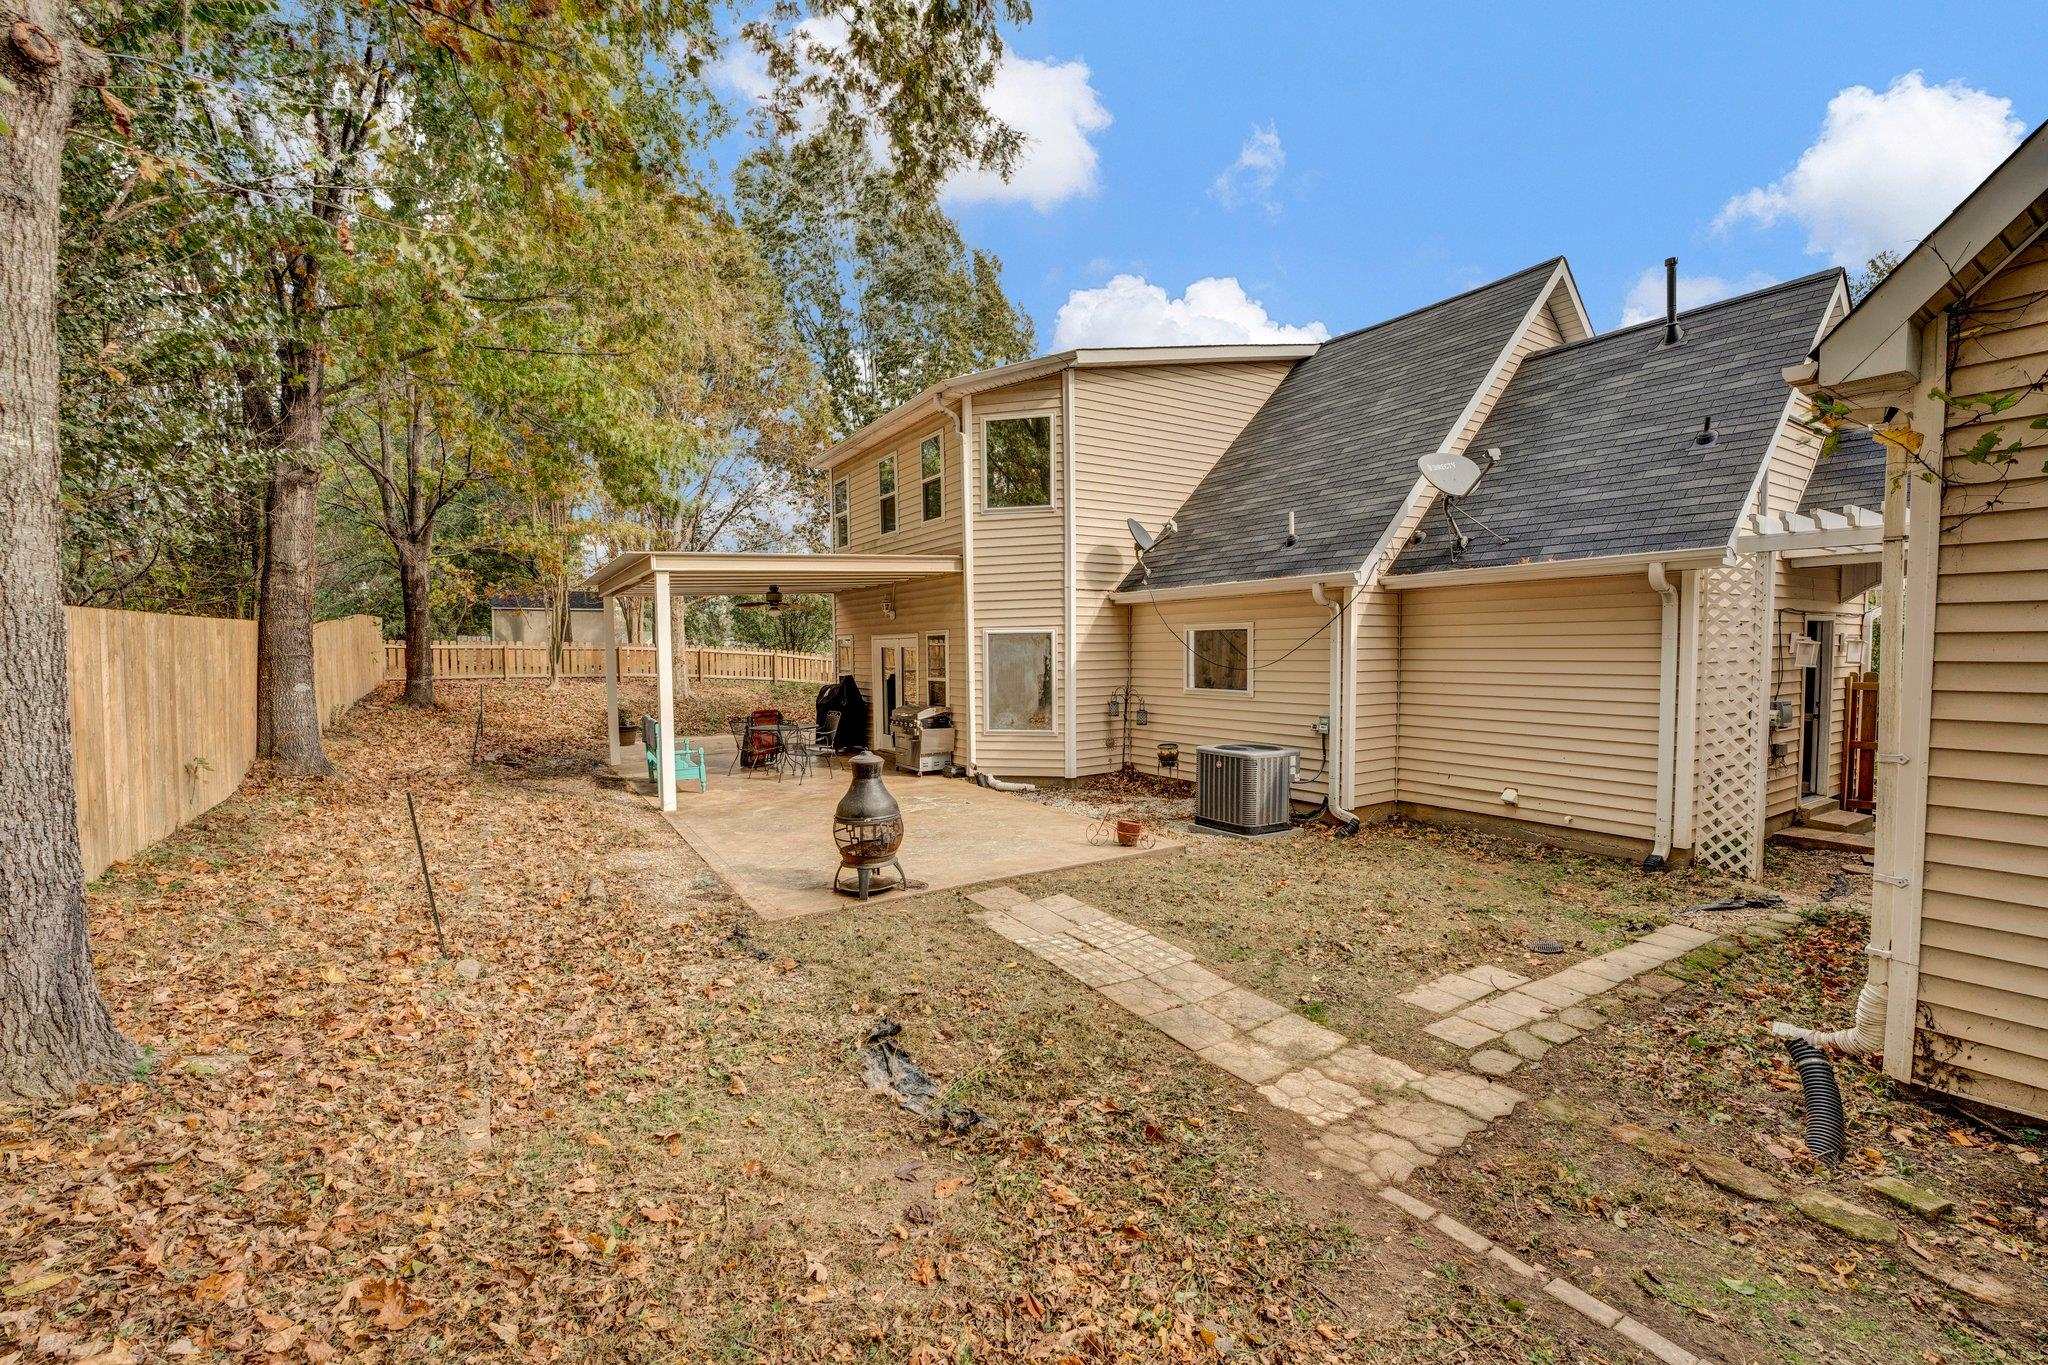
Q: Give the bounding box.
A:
[1194,743,1298,836]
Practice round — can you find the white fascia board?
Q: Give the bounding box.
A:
[1109,571,1358,605]
[1380,548,1722,590]
[1817,122,2048,388]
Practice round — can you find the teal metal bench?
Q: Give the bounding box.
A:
[639,715,707,792]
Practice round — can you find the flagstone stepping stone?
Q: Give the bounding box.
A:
[1248,1013,1346,1063]
[1793,1191,1899,1244]
[1500,1028,1552,1061]
[1425,1016,1498,1049]
[1468,1049,1522,1077]
[1198,1035,1293,1085]
[1862,1175,1954,1219]
[1150,1003,1235,1052]
[1689,1152,1784,1202]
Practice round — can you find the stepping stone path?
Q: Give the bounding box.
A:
[967,882,1717,1365]
[969,885,1525,1189]
[1396,913,1803,1073]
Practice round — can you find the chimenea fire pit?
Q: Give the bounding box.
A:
[831,751,908,900]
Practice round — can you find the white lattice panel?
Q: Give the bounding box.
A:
[1693,554,1770,876]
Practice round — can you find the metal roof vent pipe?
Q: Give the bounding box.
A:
[1662,256,1684,347]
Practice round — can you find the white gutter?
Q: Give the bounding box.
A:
[1109,570,1359,605]
[1381,547,1722,590]
[1645,562,1680,868]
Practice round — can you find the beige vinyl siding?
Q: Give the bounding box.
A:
[1071,361,1298,774]
[1353,589,1400,810]
[836,413,963,555]
[1396,575,1663,842]
[1914,236,2048,1116]
[1763,566,1871,821]
[833,574,965,749]
[969,379,1068,775]
[1128,590,1335,800]
[1761,392,1829,516]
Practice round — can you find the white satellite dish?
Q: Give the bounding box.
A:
[1419,446,1501,499]
[1127,517,1157,553]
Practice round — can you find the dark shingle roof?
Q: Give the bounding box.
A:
[1797,429,1886,515]
[1391,270,1846,575]
[1123,260,1561,592]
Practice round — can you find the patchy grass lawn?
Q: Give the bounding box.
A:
[5,681,1603,1363]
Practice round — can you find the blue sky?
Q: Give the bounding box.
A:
[881,2,2048,349]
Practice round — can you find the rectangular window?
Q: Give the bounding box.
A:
[835,635,855,676]
[986,629,1054,732]
[877,455,897,535]
[925,633,949,708]
[1187,625,1251,694]
[919,435,943,521]
[831,478,849,549]
[983,415,1052,510]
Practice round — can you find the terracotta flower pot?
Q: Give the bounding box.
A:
[1115,819,1142,847]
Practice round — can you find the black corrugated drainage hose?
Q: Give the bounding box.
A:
[1783,1037,1847,1164]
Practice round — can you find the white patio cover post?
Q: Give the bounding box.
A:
[601,592,621,768]
[653,570,678,811]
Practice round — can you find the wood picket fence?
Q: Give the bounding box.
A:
[383,640,831,685]
[67,610,384,880]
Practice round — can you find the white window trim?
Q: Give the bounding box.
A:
[830,477,850,549]
[1185,622,1254,696]
[923,630,950,707]
[979,411,1058,515]
[918,435,944,523]
[982,626,1057,734]
[877,453,899,537]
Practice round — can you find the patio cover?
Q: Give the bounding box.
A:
[580,550,960,811]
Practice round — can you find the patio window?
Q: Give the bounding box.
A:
[878,454,897,535]
[925,632,948,707]
[831,478,849,549]
[835,634,855,676]
[919,435,943,521]
[1187,625,1251,694]
[983,415,1052,509]
[986,629,1054,732]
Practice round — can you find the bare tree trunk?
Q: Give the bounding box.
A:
[397,539,435,706]
[1,5,136,1100]
[256,343,332,775]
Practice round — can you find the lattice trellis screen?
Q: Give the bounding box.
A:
[1693,553,1771,876]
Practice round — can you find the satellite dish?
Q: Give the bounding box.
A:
[1127,517,1157,553]
[1419,446,1500,499]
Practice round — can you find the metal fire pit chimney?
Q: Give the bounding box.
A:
[831,751,907,899]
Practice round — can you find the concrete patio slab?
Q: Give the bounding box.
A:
[623,739,1171,920]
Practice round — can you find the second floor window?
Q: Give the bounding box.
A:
[920,436,943,521]
[878,454,897,535]
[984,415,1052,509]
[831,478,849,548]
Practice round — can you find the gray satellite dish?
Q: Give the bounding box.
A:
[1127,517,1156,553]
[1419,446,1501,499]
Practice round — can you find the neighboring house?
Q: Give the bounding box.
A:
[810,257,1875,863]
[489,591,606,644]
[1790,120,2048,1121]
[586,252,1881,872]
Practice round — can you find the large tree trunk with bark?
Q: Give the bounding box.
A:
[1,3,137,1101]
[397,538,435,706]
[256,344,333,775]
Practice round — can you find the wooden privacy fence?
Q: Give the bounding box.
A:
[67,608,385,881]
[384,641,832,685]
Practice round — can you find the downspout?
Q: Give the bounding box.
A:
[1645,562,1680,869]
[1772,395,1914,1056]
[1311,582,1359,831]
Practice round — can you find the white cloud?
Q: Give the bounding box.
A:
[1618,267,1779,327]
[1053,275,1330,349]
[1210,124,1285,216]
[1714,72,2024,266]
[943,55,1111,211]
[713,26,1110,213]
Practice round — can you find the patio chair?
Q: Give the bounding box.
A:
[781,721,835,783]
[741,708,783,774]
[639,716,707,793]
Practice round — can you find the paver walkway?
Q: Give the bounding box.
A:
[966,883,1736,1364]
[968,885,1522,1188]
